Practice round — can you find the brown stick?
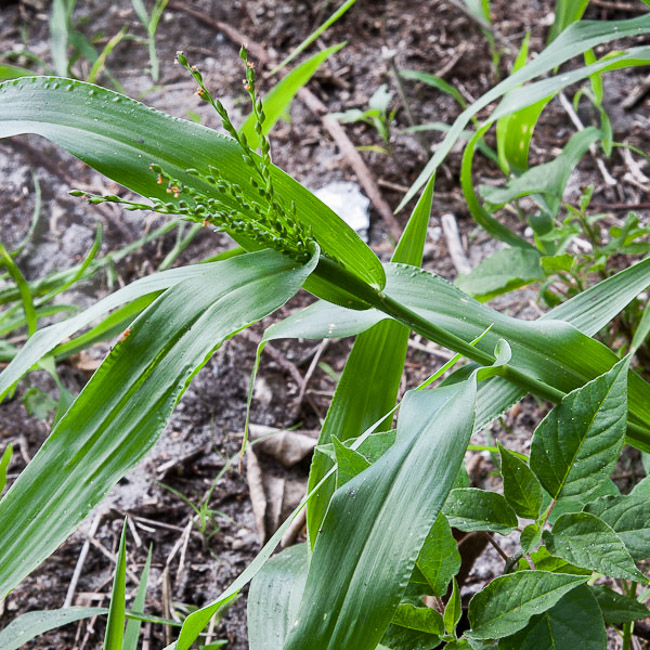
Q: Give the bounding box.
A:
[167,0,403,242]
[590,203,650,211]
[298,88,403,241]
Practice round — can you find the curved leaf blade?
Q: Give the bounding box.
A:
[443,488,518,534]
[529,357,630,503]
[399,15,650,209]
[284,381,477,650]
[0,76,384,301]
[498,442,544,520]
[543,512,648,583]
[247,543,309,650]
[0,607,109,650]
[467,571,588,639]
[585,495,650,561]
[498,585,606,650]
[304,177,435,544]
[0,249,316,599]
[241,43,345,149]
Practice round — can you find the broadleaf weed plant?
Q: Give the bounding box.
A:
[1,6,650,650]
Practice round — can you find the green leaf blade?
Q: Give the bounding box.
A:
[543,512,648,583]
[498,442,544,520]
[529,357,630,503]
[416,514,461,597]
[104,521,127,650]
[585,494,650,561]
[0,250,315,599]
[0,77,384,302]
[247,543,308,650]
[285,381,477,650]
[468,572,588,639]
[498,585,606,650]
[443,488,518,534]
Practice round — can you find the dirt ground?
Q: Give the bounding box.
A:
[1,0,649,648]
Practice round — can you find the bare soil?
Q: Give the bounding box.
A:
[1,0,649,648]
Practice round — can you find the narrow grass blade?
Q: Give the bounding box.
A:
[247,543,308,650]
[400,69,467,109]
[0,249,316,599]
[104,520,128,650]
[0,242,37,336]
[284,381,477,650]
[0,607,108,650]
[0,444,12,496]
[87,26,129,84]
[241,43,344,150]
[549,0,591,42]
[270,0,357,75]
[50,0,76,77]
[265,261,650,448]
[632,298,650,353]
[0,64,36,80]
[10,171,42,258]
[399,15,650,210]
[0,221,177,308]
[304,177,434,544]
[0,262,229,401]
[123,544,153,649]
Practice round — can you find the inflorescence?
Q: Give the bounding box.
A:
[72,47,314,262]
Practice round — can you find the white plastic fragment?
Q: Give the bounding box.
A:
[313,181,371,242]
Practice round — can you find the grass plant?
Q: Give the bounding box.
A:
[0,4,650,649]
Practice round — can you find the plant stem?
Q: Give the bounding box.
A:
[315,257,566,400]
[312,257,650,447]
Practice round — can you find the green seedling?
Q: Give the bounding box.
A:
[330,84,397,152]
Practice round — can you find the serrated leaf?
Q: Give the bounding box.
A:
[530,357,630,503]
[498,585,606,650]
[528,547,591,575]
[247,543,308,650]
[585,494,650,560]
[416,514,461,597]
[591,585,650,625]
[543,512,648,583]
[392,602,444,635]
[444,488,518,534]
[498,442,544,520]
[456,248,544,301]
[468,571,588,639]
